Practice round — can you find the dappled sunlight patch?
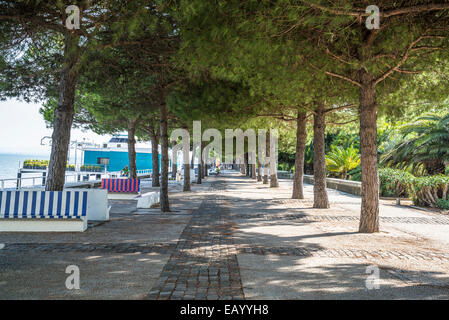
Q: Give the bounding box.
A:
[85,255,102,260]
[108,270,129,274]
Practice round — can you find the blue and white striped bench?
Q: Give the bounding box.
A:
[0,190,108,232]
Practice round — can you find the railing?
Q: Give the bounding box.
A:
[136,169,153,176]
[0,168,155,190]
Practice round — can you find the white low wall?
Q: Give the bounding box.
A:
[137,192,160,208]
[0,219,87,232]
[84,189,110,221]
[303,175,362,196]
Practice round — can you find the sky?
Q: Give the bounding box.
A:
[0,99,110,157]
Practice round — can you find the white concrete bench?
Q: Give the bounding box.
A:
[0,189,110,232]
[136,191,160,209]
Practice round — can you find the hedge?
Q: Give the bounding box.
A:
[379,168,414,198]
[379,168,449,209]
[80,165,102,172]
[24,160,77,171]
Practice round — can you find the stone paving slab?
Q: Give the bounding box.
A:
[0,250,169,299]
[239,255,449,300]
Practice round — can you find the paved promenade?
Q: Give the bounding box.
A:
[1,171,449,299]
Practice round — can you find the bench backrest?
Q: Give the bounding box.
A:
[0,190,88,219]
[101,178,140,193]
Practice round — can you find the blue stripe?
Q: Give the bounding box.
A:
[48,192,54,217]
[5,191,11,218]
[22,191,29,218]
[13,191,20,218]
[0,192,3,214]
[73,192,79,217]
[56,192,62,218]
[31,191,37,218]
[81,192,87,217]
[39,191,46,217]
[65,192,71,217]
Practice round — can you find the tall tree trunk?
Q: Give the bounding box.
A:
[197,142,202,184]
[183,125,191,192]
[127,120,138,179]
[183,162,191,191]
[245,153,249,177]
[149,125,160,187]
[257,158,262,182]
[251,152,257,180]
[201,141,206,179]
[263,165,269,184]
[46,33,79,191]
[172,162,177,181]
[159,100,170,212]
[263,133,269,184]
[358,73,379,233]
[313,105,329,208]
[292,111,307,199]
[240,157,246,175]
[268,132,279,187]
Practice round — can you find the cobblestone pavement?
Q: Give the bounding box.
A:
[232,212,449,225]
[3,241,449,262]
[147,180,245,300]
[2,172,449,299]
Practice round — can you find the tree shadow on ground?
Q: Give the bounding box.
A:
[238,258,449,300]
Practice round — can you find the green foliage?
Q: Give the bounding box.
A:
[23,159,49,169]
[410,174,449,207]
[437,199,449,210]
[381,113,449,175]
[325,145,360,179]
[23,159,75,171]
[379,168,414,198]
[80,165,102,172]
[379,168,449,208]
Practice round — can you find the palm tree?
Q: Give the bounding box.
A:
[381,113,449,175]
[325,145,361,179]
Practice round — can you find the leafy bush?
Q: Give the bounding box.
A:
[24,160,79,171]
[80,165,102,172]
[379,168,414,198]
[326,145,360,179]
[437,199,449,210]
[23,159,50,169]
[379,168,449,208]
[410,174,449,208]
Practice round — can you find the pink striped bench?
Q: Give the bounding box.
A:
[101,178,140,193]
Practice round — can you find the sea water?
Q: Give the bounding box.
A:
[0,153,49,179]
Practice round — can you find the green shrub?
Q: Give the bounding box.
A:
[437,199,449,210]
[80,165,102,172]
[23,159,50,169]
[325,145,360,179]
[410,174,449,208]
[379,168,449,208]
[379,168,414,198]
